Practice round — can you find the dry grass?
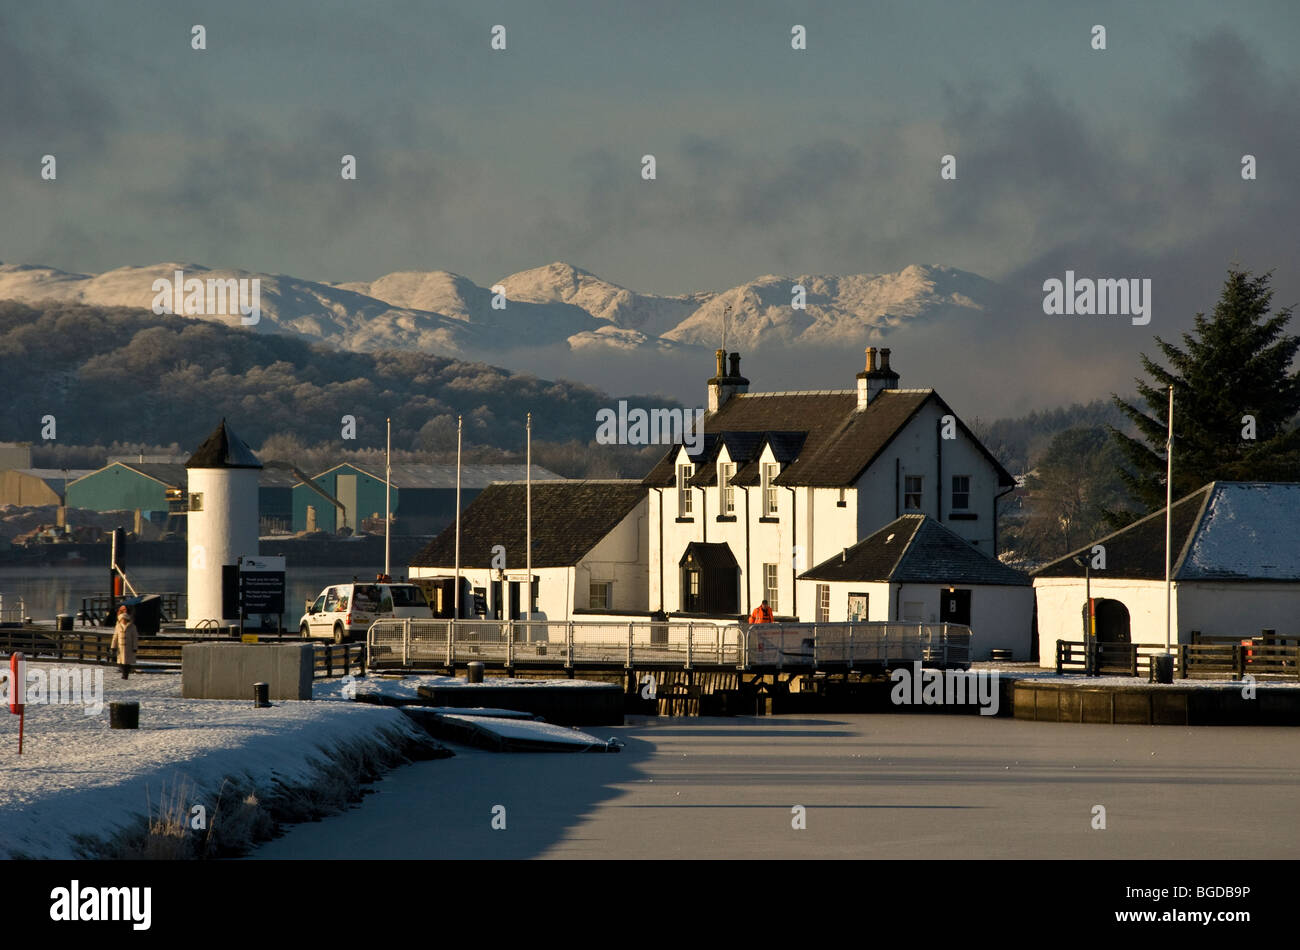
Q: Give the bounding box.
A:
[72,722,436,860]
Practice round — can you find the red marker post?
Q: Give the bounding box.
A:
[9,652,23,754]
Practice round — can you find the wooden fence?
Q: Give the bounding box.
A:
[1056,636,1300,681]
[0,628,365,679]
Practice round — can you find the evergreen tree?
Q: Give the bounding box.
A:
[1110,268,1300,512]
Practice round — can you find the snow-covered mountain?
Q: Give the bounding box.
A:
[0,259,997,361]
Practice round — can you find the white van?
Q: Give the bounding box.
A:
[299,582,432,643]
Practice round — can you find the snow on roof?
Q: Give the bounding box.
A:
[1180,482,1300,581]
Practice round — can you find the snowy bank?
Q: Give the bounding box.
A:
[0,663,439,859]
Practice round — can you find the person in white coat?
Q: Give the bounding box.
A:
[111,605,138,679]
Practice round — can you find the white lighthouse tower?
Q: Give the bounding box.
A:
[185,419,262,628]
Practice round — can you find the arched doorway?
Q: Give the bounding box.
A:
[1082,598,1131,644]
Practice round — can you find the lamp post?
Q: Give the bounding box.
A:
[1073,553,1094,675]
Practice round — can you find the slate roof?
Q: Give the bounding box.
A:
[186,420,262,469]
[1033,482,1300,582]
[800,514,1030,586]
[643,389,1014,489]
[409,480,646,569]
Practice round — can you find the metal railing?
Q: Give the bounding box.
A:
[366,619,972,671]
[0,595,25,626]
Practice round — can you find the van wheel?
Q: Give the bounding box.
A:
[333,622,345,644]
[300,623,310,638]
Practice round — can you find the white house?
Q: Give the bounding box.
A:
[796,514,1033,660]
[1032,481,1300,667]
[408,480,648,620]
[641,347,1017,620]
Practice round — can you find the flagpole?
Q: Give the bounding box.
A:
[454,415,462,619]
[1164,385,1174,654]
[384,417,391,577]
[526,412,532,621]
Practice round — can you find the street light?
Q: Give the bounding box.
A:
[1072,553,1095,676]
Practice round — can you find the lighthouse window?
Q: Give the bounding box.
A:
[189,492,203,512]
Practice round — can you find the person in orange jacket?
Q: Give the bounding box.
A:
[748,600,774,624]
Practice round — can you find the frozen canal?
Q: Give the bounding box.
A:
[253,714,1300,859]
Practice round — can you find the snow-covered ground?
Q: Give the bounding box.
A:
[0,663,426,859]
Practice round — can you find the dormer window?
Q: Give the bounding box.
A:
[762,462,779,517]
[719,462,736,515]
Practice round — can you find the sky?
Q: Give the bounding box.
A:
[2,0,1298,414]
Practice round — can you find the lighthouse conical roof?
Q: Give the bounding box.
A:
[186,419,262,469]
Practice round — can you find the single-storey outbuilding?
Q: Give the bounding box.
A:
[1032,481,1300,668]
[797,513,1033,660]
[408,479,648,620]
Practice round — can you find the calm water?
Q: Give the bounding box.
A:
[0,565,367,622]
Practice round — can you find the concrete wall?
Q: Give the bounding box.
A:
[181,642,314,700]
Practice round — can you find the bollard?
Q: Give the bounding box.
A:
[56,614,73,632]
[109,701,140,729]
[252,682,270,708]
[466,661,485,684]
[1149,654,1174,685]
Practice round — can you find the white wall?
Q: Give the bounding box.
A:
[576,500,650,613]
[1033,577,1174,668]
[855,398,1001,550]
[795,579,892,622]
[186,467,260,627]
[797,579,1031,659]
[1168,582,1300,642]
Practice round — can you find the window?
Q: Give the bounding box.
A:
[763,563,779,613]
[719,462,736,514]
[762,462,780,516]
[902,600,925,622]
[816,584,830,622]
[904,475,923,510]
[677,463,694,516]
[951,475,971,511]
[388,585,427,607]
[188,492,203,512]
[589,581,612,610]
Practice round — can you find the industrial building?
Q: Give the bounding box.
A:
[0,468,94,507]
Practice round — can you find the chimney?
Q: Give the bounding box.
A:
[856,346,900,409]
[708,349,749,412]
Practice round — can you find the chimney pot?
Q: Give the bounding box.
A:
[880,348,892,372]
[714,348,727,378]
[865,346,877,373]
[728,352,741,378]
